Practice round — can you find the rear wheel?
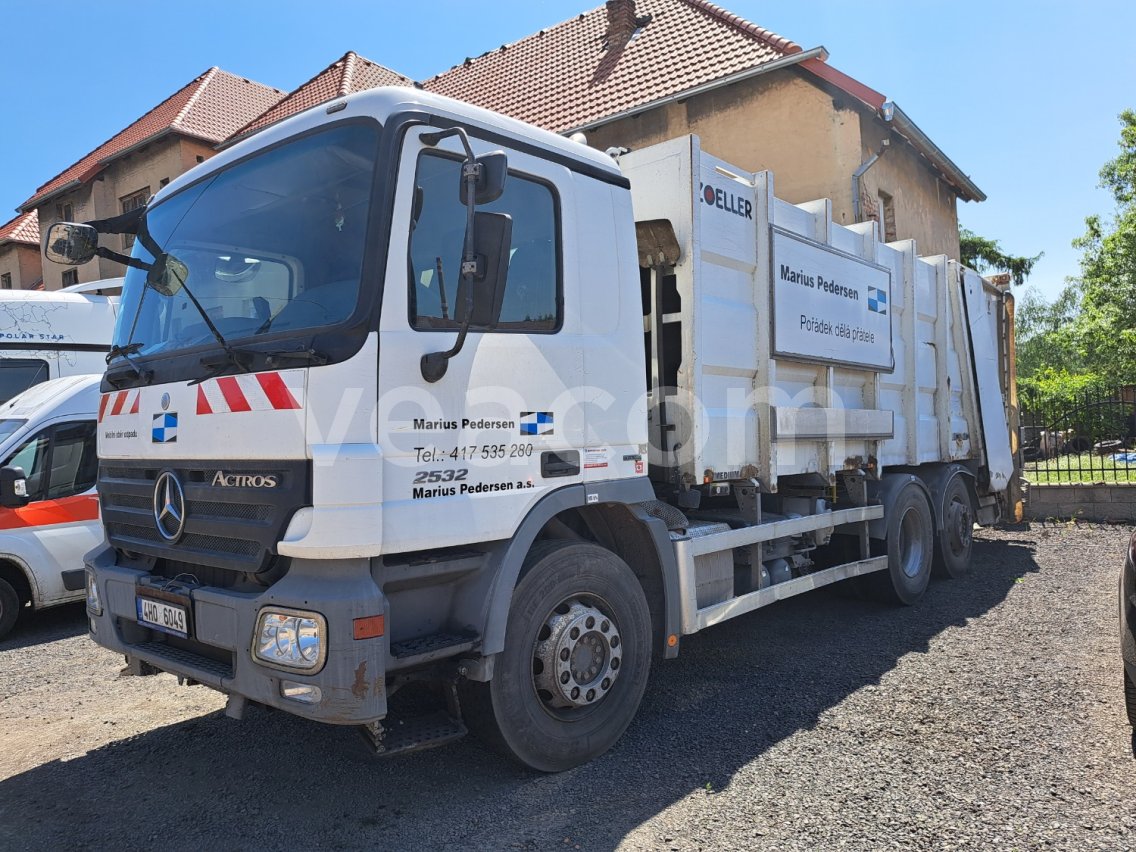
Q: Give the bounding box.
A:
[866,482,933,605]
[0,576,21,641]
[462,541,652,772]
[933,475,974,579]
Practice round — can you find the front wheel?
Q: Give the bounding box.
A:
[0,576,21,640]
[462,542,652,772]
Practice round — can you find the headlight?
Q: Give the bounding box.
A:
[86,572,102,616]
[253,608,326,671]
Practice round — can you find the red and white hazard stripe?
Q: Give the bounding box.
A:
[98,389,140,421]
[196,371,305,415]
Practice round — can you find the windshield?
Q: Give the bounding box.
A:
[0,419,27,446]
[114,122,379,358]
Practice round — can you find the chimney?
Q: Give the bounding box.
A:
[605,0,638,48]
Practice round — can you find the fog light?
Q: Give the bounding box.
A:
[281,681,323,704]
[86,572,102,616]
[253,608,326,672]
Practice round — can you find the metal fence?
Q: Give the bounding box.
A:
[1019,385,1136,484]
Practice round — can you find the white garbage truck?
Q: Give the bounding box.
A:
[47,88,1017,771]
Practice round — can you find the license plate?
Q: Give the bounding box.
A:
[136,596,189,638]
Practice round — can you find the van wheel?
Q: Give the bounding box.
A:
[461,542,651,772]
[866,482,933,605]
[1125,669,1136,728]
[933,475,974,579]
[0,577,21,640]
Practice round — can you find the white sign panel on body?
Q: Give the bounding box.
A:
[771,228,894,372]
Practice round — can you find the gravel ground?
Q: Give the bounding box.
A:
[1,522,1134,851]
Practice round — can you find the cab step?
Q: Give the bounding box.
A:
[361,711,468,757]
[389,630,479,665]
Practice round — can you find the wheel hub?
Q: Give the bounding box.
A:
[534,600,621,709]
[947,498,972,554]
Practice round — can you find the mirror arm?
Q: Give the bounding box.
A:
[421,127,485,384]
[93,246,149,271]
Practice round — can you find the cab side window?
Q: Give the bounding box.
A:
[2,421,97,503]
[409,151,560,332]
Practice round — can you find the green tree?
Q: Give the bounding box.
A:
[1071,108,1136,382]
[959,227,1043,286]
[1014,284,1082,380]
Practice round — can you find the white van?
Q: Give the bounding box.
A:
[0,374,102,639]
[0,282,120,404]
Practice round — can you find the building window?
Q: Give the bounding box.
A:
[409,151,561,332]
[196,155,205,163]
[0,273,10,290]
[61,269,78,287]
[877,190,897,243]
[56,202,73,222]
[159,177,169,187]
[120,187,150,250]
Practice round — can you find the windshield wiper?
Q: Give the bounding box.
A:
[104,344,153,387]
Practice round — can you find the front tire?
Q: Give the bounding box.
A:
[462,542,652,772]
[0,576,21,640]
[1125,669,1136,728]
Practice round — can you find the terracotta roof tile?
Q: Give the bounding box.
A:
[231,52,415,141]
[0,210,40,247]
[21,68,284,210]
[422,0,801,132]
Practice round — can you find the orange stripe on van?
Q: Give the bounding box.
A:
[0,494,100,530]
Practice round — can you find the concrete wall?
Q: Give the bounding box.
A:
[585,67,963,262]
[0,244,43,289]
[1024,483,1136,523]
[34,135,218,290]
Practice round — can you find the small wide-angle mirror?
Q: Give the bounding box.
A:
[43,222,98,266]
[459,152,508,206]
[147,253,189,297]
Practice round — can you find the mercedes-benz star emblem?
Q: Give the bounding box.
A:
[153,471,186,542]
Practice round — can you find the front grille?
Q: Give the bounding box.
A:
[99,459,309,574]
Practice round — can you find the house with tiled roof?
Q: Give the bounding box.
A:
[423,0,983,259]
[0,211,42,291]
[21,67,284,290]
[227,51,414,145]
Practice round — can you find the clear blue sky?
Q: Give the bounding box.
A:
[2,1,1132,301]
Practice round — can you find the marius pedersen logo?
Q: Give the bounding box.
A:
[867,286,888,315]
[152,412,178,443]
[520,411,554,436]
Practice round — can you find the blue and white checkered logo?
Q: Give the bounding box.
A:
[520,411,554,436]
[152,412,178,443]
[867,286,888,315]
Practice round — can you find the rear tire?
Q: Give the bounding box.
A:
[866,482,933,605]
[0,576,21,640]
[933,475,974,579]
[462,541,652,772]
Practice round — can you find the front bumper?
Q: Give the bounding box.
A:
[85,545,388,724]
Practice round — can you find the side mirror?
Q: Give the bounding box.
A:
[459,152,508,206]
[456,211,512,328]
[0,466,30,509]
[44,222,98,266]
